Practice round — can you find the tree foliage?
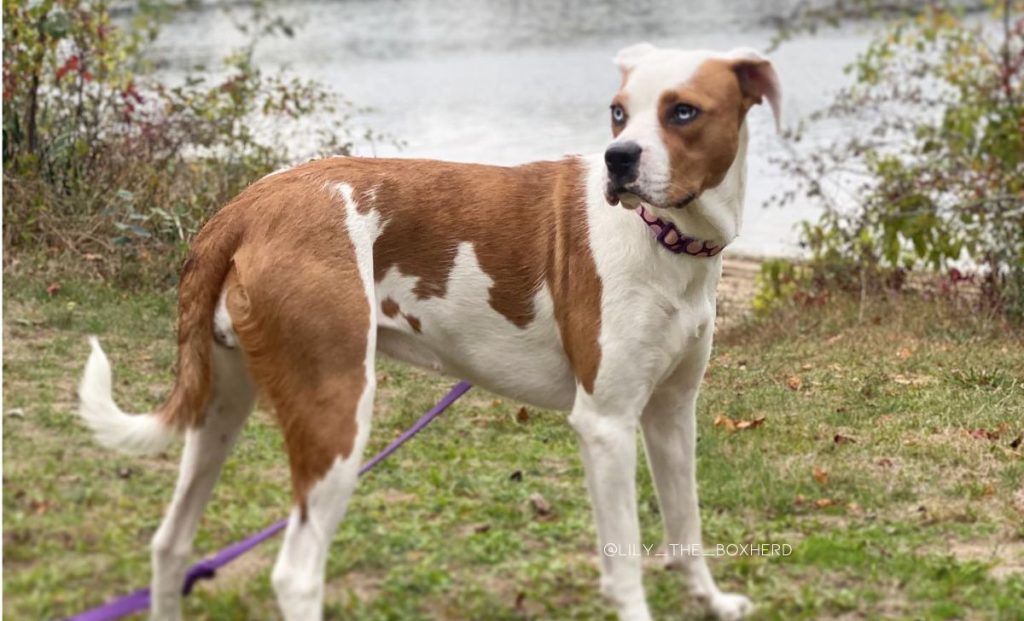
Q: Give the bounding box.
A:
[2,0,376,286]
[771,0,1024,317]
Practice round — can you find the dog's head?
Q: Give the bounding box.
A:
[604,44,781,211]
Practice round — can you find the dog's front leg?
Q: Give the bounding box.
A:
[569,392,652,621]
[640,375,753,621]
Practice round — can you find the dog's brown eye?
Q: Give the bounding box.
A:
[610,104,627,124]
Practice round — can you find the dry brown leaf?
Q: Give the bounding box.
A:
[813,467,829,486]
[735,416,766,430]
[794,495,807,506]
[45,282,61,296]
[892,373,934,386]
[786,375,802,391]
[814,498,834,509]
[896,347,913,360]
[528,492,552,517]
[515,406,530,424]
[833,433,857,445]
[715,415,764,432]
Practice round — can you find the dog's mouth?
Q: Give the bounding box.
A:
[604,184,697,210]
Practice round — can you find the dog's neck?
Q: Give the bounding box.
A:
[634,122,748,249]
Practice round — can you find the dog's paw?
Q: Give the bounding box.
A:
[708,592,753,621]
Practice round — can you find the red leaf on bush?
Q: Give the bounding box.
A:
[55,56,79,81]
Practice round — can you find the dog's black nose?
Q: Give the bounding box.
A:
[604,142,642,183]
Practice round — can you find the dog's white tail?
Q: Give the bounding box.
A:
[78,336,174,456]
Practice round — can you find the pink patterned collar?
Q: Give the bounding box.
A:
[636,205,725,257]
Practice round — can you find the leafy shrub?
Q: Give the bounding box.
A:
[770,1,1024,318]
[2,0,373,287]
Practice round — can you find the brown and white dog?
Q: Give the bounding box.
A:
[78,43,780,621]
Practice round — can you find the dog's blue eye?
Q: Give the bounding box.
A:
[611,104,626,124]
[672,103,699,124]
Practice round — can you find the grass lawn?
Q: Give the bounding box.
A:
[3,273,1023,620]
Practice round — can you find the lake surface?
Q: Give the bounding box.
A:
[150,0,876,256]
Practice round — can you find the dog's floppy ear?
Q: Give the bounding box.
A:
[614,42,658,73]
[727,48,782,132]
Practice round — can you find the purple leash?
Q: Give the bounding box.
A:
[67,380,472,621]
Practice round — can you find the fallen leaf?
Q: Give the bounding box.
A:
[491,399,503,407]
[714,415,764,432]
[1010,435,1022,450]
[786,375,802,391]
[892,374,934,386]
[815,498,834,509]
[801,363,813,371]
[833,433,856,444]
[735,416,766,430]
[813,467,829,485]
[473,523,491,534]
[509,470,523,482]
[46,282,61,296]
[515,406,530,424]
[877,458,894,468]
[794,495,807,506]
[967,428,1001,440]
[846,502,862,515]
[896,347,912,360]
[528,492,552,517]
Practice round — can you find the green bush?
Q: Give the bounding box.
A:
[2,0,371,288]
[771,1,1024,318]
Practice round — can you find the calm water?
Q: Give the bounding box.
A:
[151,0,875,256]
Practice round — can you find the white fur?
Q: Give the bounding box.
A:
[375,242,575,410]
[78,336,174,455]
[150,345,256,621]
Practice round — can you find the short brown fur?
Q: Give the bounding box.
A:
[165,156,603,508]
[659,59,765,204]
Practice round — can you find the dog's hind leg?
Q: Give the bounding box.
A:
[640,358,752,621]
[150,344,256,621]
[226,186,380,621]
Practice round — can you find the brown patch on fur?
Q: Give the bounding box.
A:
[260,157,602,392]
[216,179,369,512]
[380,297,400,318]
[404,314,422,333]
[171,155,604,509]
[655,58,765,205]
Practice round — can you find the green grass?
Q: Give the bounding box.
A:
[3,275,1023,620]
